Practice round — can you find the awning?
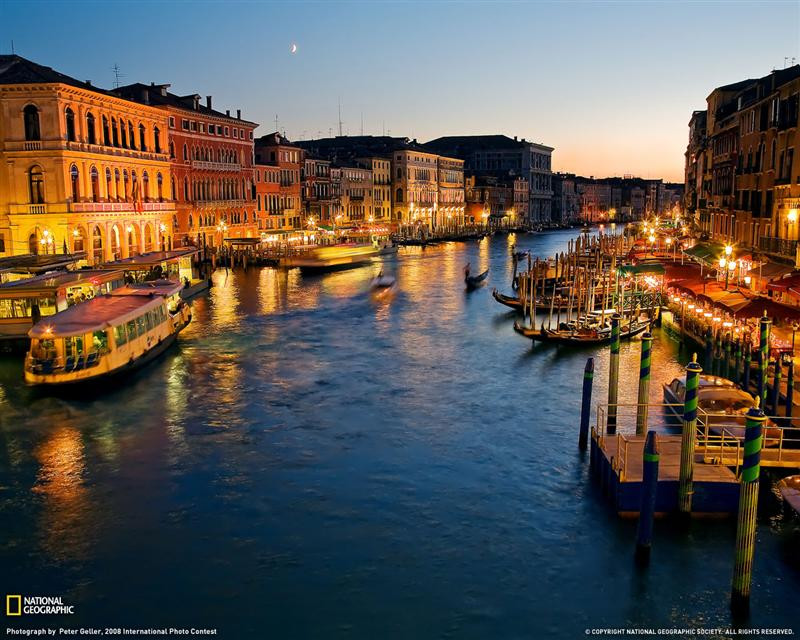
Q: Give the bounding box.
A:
[731,297,800,321]
[617,263,665,276]
[748,262,795,281]
[683,242,722,261]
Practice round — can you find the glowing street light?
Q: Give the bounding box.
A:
[725,244,732,257]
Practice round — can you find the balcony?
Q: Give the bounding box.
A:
[192,160,241,172]
[4,139,168,162]
[69,200,175,213]
[759,236,798,258]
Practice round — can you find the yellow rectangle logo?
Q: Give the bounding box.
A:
[6,595,22,616]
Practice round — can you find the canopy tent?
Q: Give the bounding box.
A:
[683,242,723,262]
[730,297,800,321]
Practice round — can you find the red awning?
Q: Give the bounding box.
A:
[731,297,800,321]
[766,272,800,292]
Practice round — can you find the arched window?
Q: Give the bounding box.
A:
[157,173,164,202]
[171,177,176,202]
[128,122,136,149]
[183,144,188,162]
[153,127,161,154]
[69,164,80,201]
[102,116,110,145]
[86,112,96,144]
[105,168,112,199]
[72,228,85,253]
[188,214,193,229]
[23,105,41,141]
[123,170,129,201]
[127,224,138,256]
[120,121,128,148]
[65,107,76,142]
[29,232,39,255]
[183,177,189,201]
[29,166,44,204]
[92,226,103,256]
[111,117,119,146]
[142,171,150,202]
[396,188,403,203]
[114,169,121,201]
[90,166,99,202]
[139,124,147,151]
[169,141,175,159]
[144,224,153,252]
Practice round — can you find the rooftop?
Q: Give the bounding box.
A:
[0,54,116,97]
[102,248,198,268]
[0,269,122,293]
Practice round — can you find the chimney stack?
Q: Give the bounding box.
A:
[206,96,212,110]
[236,109,241,120]
[226,109,230,117]
[86,80,92,86]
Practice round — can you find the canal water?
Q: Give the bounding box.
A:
[1,230,798,638]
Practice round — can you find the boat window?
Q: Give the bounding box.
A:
[92,330,109,353]
[699,398,751,414]
[36,296,57,316]
[144,312,153,332]
[0,298,31,319]
[114,324,127,346]
[64,336,84,360]
[136,316,146,336]
[126,319,137,340]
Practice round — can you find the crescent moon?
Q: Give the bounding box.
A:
[290,43,297,54]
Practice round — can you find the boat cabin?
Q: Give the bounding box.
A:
[100,248,198,286]
[0,269,125,344]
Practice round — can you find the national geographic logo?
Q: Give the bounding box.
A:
[6,595,74,616]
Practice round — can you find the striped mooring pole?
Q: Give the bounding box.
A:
[760,313,771,408]
[731,399,766,613]
[579,357,594,450]
[607,314,621,434]
[743,341,751,392]
[786,359,794,420]
[678,354,703,514]
[769,359,781,416]
[636,332,652,435]
[635,430,659,566]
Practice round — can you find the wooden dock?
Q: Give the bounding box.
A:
[591,429,741,517]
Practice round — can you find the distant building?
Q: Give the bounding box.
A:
[254,133,303,230]
[357,157,392,223]
[339,165,373,225]
[465,174,513,227]
[422,134,554,223]
[392,148,439,227]
[302,156,333,223]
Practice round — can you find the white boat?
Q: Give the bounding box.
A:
[24,280,191,386]
[290,244,380,273]
[662,374,782,441]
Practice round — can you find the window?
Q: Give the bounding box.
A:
[139,124,147,151]
[72,228,85,253]
[65,107,76,142]
[126,319,137,340]
[0,234,5,253]
[157,173,164,202]
[233,129,238,138]
[102,116,110,145]
[92,226,103,254]
[105,168,112,198]
[153,127,161,154]
[114,324,128,346]
[142,171,150,202]
[224,126,229,136]
[396,187,403,203]
[23,105,40,141]
[136,315,146,336]
[86,112,96,144]
[128,121,136,149]
[190,121,197,131]
[111,118,119,146]
[181,119,189,131]
[92,330,109,353]
[184,177,189,201]
[29,166,44,204]
[70,164,79,201]
[90,166,99,202]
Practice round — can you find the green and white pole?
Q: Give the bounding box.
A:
[731,399,766,614]
[760,313,771,408]
[636,332,652,435]
[678,354,703,515]
[607,314,621,434]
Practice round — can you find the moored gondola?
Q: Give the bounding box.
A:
[464,263,489,289]
[514,317,650,345]
[492,288,525,311]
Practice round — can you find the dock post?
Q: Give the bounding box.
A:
[704,327,713,373]
[636,332,652,435]
[714,331,722,377]
[723,333,732,380]
[731,399,766,614]
[607,314,621,434]
[635,431,659,566]
[743,341,751,392]
[678,354,703,515]
[759,313,771,408]
[786,359,794,419]
[734,339,742,386]
[769,359,781,417]
[579,358,594,451]
[756,348,764,406]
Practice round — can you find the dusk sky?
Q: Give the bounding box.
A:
[2,0,798,182]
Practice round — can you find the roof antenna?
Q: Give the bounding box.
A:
[360,111,364,136]
[274,114,279,132]
[10,40,14,54]
[338,98,343,137]
[111,63,125,89]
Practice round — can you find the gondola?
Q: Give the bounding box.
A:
[513,318,650,345]
[492,288,525,311]
[464,266,489,289]
[513,250,529,262]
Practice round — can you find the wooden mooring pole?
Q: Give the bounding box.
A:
[731,399,766,614]
[678,354,702,515]
[760,313,771,407]
[579,357,594,450]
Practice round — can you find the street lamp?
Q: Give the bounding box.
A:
[725,244,732,258]
[159,222,167,251]
[648,233,656,253]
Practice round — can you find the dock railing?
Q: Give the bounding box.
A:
[594,403,800,480]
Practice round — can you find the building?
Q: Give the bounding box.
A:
[436,156,466,227]
[254,163,281,230]
[0,55,176,263]
[339,165,373,225]
[254,133,303,230]
[392,148,439,227]
[357,157,392,223]
[301,156,333,224]
[552,173,580,222]
[465,174,512,226]
[115,84,258,248]
[422,134,554,223]
[685,66,800,261]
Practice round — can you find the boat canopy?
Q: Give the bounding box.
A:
[111,280,182,297]
[29,292,165,338]
[617,263,665,276]
[0,269,123,294]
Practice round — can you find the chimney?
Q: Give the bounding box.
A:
[151,82,155,86]
[86,80,92,86]
[514,135,517,141]
[193,95,199,110]
[206,96,212,110]
[236,109,241,120]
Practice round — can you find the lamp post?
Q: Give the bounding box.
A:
[159,222,167,251]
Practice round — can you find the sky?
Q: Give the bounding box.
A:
[1,0,799,182]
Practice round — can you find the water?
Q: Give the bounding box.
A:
[1,230,798,638]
